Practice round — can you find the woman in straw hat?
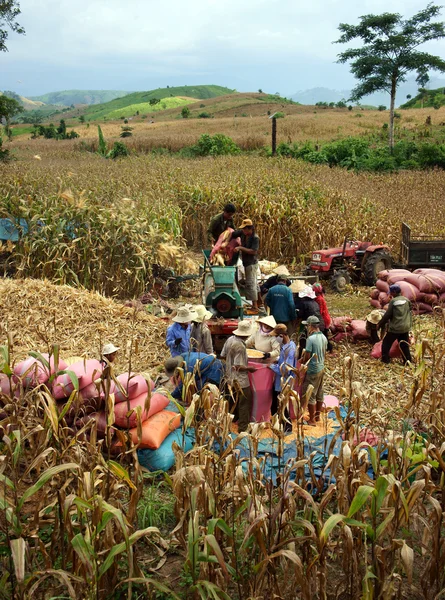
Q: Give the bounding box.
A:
[220,320,257,432]
[166,306,197,357]
[191,305,214,354]
[245,315,281,361]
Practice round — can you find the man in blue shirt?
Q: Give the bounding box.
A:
[301,315,328,426]
[165,352,224,401]
[265,275,296,334]
[166,306,196,357]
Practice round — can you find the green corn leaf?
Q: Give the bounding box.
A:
[71,533,95,577]
[320,514,345,544]
[347,485,375,518]
[98,527,160,578]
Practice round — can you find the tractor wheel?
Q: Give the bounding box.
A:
[362,251,393,286]
[330,271,351,293]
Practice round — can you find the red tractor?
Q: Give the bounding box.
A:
[305,236,393,292]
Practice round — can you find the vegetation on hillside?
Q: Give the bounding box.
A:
[402,86,445,109]
[84,85,235,121]
[29,89,132,106]
[106,96,193,119]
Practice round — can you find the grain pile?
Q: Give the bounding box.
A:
[0,279,168,375]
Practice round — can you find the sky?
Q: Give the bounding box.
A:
[2,0,445,97]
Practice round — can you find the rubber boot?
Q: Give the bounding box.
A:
[307,404,316,426]
[315,401,323,422]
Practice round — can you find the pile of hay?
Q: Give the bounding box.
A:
[0,279,168,375]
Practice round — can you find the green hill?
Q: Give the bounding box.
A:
[29,90,132,106]
[84,85,235,121]
[401,87,445,109]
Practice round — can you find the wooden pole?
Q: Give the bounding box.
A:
[271,117,277,156]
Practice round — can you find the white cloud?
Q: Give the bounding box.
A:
[3,0,445,93]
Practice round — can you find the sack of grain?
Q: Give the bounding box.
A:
[128,410,181,449]
[114,391,170,428]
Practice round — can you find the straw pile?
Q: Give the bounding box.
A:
[0,279,168,374]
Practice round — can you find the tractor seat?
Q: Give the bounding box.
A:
[357,242,372,251]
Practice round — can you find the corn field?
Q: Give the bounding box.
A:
[2,310,445,598]
[2,147,445,299]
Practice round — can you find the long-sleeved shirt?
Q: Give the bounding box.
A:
[190,322,213,354]
[171,352,224,399]
[379,296,412,333]
[166,322,191,357]
[246,330,281,360]
[265,284,296,323]
[296,297,325,330]
[260,275,291,295]
[269,341,297,391]
[208,213,234,243]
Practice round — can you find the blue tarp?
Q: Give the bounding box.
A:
[0,218,29,242]
[137,402,354,485]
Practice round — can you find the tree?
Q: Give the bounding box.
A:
[181,106,190,119]
[258,89,263,94]
[335,3,445,151]
[0,0,25,52]
[0,94,22,138]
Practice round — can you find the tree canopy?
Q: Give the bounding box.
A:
[335,3,445,149]
[0,0,25,52]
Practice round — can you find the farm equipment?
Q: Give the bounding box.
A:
[202,249,245,352]
[399,222,445,268]
[305,236,393,292]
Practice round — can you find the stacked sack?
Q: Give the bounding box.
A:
[329,317,370,343]
[370,268,445,314]
[3,352,181,452]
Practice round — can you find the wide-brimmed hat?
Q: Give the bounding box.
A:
[257,315,277,329]
[290,279,306,293]
[240,218,253,229]
[273,265,290,277]
[172,306,196,323]
[233,320,256,337]
[299,285,316,299]
[102,343,120,356]
[367,310,383,324]
[165,356,185,377]
[302,315,320,326]
[192,304,213,323]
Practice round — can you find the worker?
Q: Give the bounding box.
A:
[191,305,214,354]
[164,352,223,401]
[230,218,260,315]
[301,315,328,426]
[269,324,296,432]
[312,283,332,352]
[100,343,119,368]
[260,265,291,295]
[246,315,281,361]
[293,283,324,358]
[265,275,296,335]
[207,203,236,245]
[366,310,383,345]
[220,320,256,433]
[378,284,412,364]
[166,306,196,357]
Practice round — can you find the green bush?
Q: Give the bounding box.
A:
[198,112,212,119]
[188,133,241,157]
[107,141,129,159]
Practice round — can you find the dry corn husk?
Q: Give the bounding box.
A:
[0,278,169,374]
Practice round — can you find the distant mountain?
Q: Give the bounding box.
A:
[84,85,236,121]
[291,77,445,109]
[29,90,132,106]
[1,90,46,110]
